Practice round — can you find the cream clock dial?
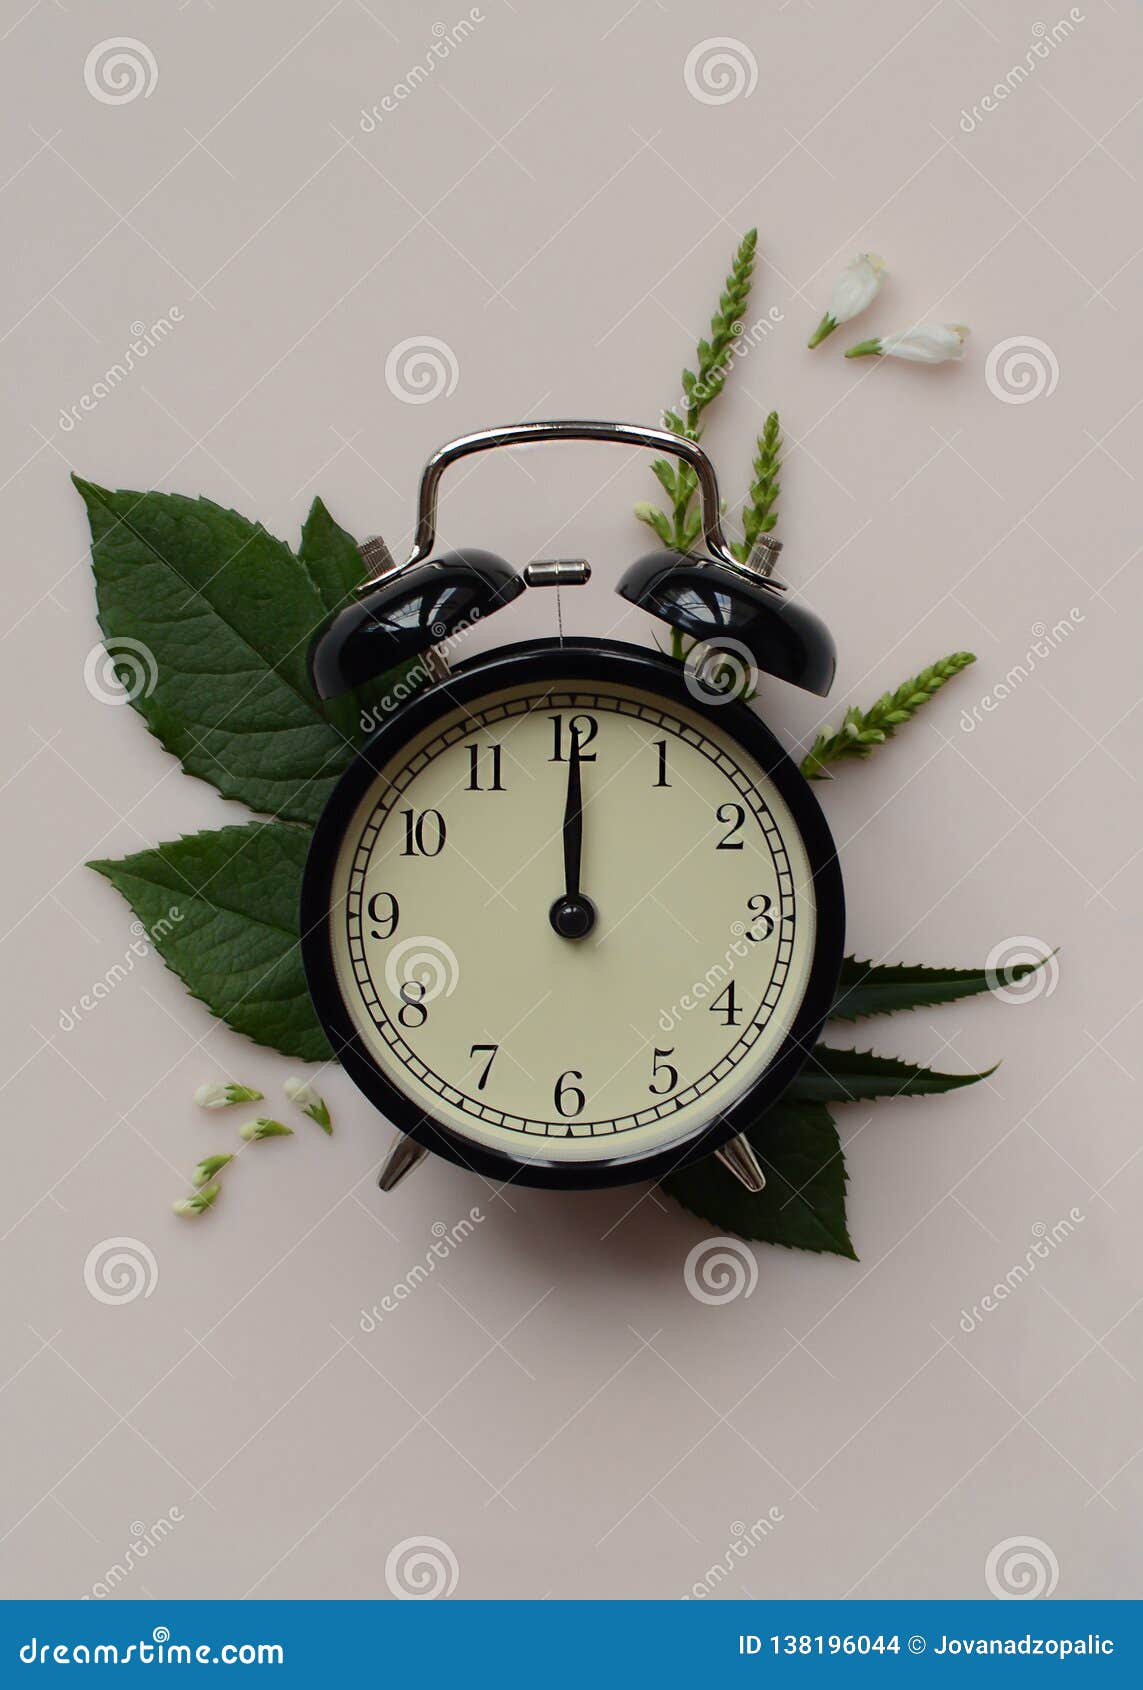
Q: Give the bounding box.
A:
[304,643,843,1189]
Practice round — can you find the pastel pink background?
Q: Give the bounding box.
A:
[0,0,1139,1600]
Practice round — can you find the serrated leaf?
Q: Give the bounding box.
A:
[76,478,357,824]
[89,823,330,1061]
[661,1101,856,1258]
[831,954,1052,1022]
[789,1045,996,1104]
[297,495,366,615]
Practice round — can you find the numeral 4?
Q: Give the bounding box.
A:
[710,982,744,1026]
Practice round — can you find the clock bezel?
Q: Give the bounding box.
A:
[300,637,845,1190]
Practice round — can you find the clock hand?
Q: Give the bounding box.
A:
[549,723,597,940]
[563,725,584,900]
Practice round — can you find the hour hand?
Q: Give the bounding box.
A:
[549,725,596,940]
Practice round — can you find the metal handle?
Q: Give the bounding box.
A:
[356,419,740,591]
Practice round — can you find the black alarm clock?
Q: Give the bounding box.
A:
[300,421,844,1196]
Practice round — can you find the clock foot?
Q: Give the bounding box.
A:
[716,1133,766,1193]
[378,1136,429,1192]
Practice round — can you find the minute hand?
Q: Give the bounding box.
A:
[562,730,584,900]
[549,729,596,940]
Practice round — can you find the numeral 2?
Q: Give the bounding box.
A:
[715,802,746,850]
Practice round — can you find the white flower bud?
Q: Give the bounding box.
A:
[809,253,886,347]
[284,1076,333,1134]
[846,323,969,363]
[194,1081,263,1109]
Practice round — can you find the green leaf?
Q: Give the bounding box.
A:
[75,478,357,824]
[297,495,365,614]
[830,953,1053,1022]
[788,1046,996,1104]
[801,652,976,780]
[661,1100,856,1258]
[89,823,330,1061]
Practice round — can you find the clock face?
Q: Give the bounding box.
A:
[307,644,843,1185]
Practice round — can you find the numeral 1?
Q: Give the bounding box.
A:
[653,739,671,788]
